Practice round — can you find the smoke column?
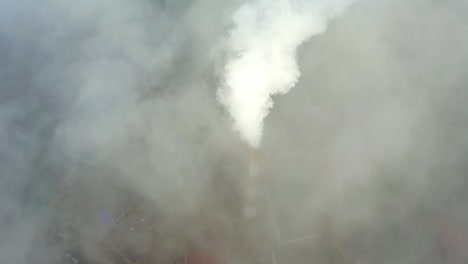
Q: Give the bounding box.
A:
[218,0,358,148]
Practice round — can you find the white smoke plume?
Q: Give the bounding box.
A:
[218,0,358,148]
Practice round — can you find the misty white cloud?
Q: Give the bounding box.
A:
[218,0,358,148]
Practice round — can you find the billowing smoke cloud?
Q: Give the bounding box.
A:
[218,0,357,148]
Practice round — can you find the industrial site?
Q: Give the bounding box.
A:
[1,0,468,263]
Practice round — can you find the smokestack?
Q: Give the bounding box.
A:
[244,148,260,220]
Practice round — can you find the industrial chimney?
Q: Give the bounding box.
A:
[244,148,260,220]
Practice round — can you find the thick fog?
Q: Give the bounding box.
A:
[1,0,468,263]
